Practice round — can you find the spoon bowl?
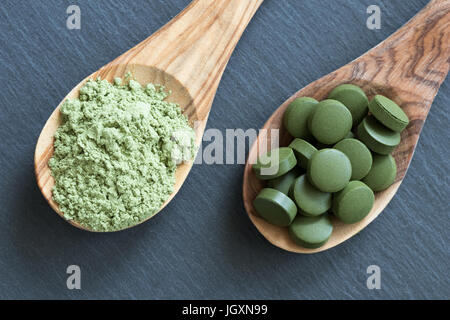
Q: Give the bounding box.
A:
[243,0,449,253]
[35,0,263,231]
[35,66,196,231]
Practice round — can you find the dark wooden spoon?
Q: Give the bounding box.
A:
[243,0,449,253]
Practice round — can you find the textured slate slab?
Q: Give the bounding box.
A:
[0,0,448,299]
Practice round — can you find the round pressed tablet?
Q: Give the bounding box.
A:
[253,188,298,227]
[268,167,303,195]
[288,138,318,169]
[334,138,373,180]
[369,95,409,132]
[283,97,318,140]
[328,84,369,126]
[289,214,333,249]
[356,116,401,155]
[308,99,352,145]
[253,147,297,180]
[291,175,331,217]
[332,181,374,224]
[307,149,352,192]
[362,154,397,191]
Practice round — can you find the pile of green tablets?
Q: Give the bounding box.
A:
[253,84,409,249]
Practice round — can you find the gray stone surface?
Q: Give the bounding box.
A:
[0,0,448,299]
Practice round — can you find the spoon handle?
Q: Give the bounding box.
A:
[126,0,263,119]
[355,0,450,102]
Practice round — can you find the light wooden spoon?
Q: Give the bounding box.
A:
[35,0,263,231]
[243,0,449,253]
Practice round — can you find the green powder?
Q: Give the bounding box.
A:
[49,76,195,231]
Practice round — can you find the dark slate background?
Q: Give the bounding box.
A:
[0,0,448,299]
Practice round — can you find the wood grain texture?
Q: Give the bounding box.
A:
[243,0,450,253]
[34,0,263,231]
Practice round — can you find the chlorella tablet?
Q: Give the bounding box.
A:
[328,84,369,126]
[289,138,318,169]
[334,138,372,180]
[268,167,302,195]
[362,154,397,191]
[369,95,409,132]
[357,116,401,155]
[291,175,331,217]
[253,147,297,180]
[307,149,352,192]
[283,97,318,140]
[333,181,374,224]
[308,99,352,144]
[316,132,353,150]
[253,188,297,226]
[289,214,333,249]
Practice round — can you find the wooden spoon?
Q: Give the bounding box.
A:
[35,0,263,231]
[243,0,449,253]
